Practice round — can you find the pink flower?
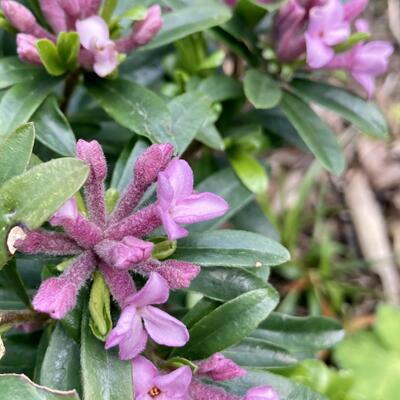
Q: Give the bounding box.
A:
[326,40,393,97]
[105,273,189,360]
[343,0,368,22]
[16,33,42,65]
[157,159,229,240]
[75,16,118,77]
[198,353,246,381]
[244,386,280,400]
[133,356,192,400]
[305,0,350,68]
[95,237,154,270]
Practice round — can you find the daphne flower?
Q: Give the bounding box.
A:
[157,159,229,240]
[244,386,280,400]
[197,353,246,381]
[105,273,189,360]
[133,355,192,400]
[305,0,350,68]
[16,141,217,321]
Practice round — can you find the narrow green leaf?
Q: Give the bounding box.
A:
[57,32,80,71]
[86,77,174,145]
[0,158,89,268]
[0,123,35,185]
[291,79,388,138]
[36,39,66,76]
[0,75,60,136]
[251,312,345,353]
[168,91,211,154]
[0,57,41,89]
[196,75,242,102]
[174,288,279,359]
[81,305,133,400]
[173,230,290,268]
[196,124,225,151]
[141,2,232,50]
[0,374,80,399]
[189,267,269,301]
[40,324,81,393]
[281,91,345,175]
[244,69,282,109]
[182,297,220,329]
[32,95,76,156]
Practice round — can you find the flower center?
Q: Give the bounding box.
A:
[148,386,161,397]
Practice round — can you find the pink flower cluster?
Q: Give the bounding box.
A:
[274,0,393,97]
[133,352,279,400]
[1,0,163,77]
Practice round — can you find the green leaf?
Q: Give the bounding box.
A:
[196,124,225,151]
[223,337,297,368]
[0,123,35,185]
[111,139,148,192]
[36,39,66,76]
[189,266,270,301]
[0,374,80,399]
[251,312,345,353]
[334,32,370,53]
[291,79,388,138]
[120,5,147,21]
[173,287,279,359]
[0,158,89,268]
[375,303,400,354]
[32,95,76,156]
[81,305,133,400]
[57,32,80,70]
[89,271,112,341]
[281,91,345,175]
[141,1,232,50]
[0,75,60,136]
[219,370,327,400]
[190,168,255,233]
[196,75,242,102]
[229,151,268,194]
[244,69,282,109]
[0,57,42,89]
[173,230,290,268]
[168,91,211,154]
[182,297,220,329]
[86,77,175,145]
[40,324,81,393]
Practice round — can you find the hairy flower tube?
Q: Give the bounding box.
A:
[1,0,163,77]
[15,140,228,331]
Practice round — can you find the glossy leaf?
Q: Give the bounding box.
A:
[189,266,270,301]
[168,91,211,154]
[196,75,242,102]
[196,124,225,150]
[36,39,66,76]
[244,69,282,109]
[86,77,175,145]
[291,78,388,138]
[0,158,89,268]
[190,168,255,232]
[57,32,80,71]
[0,75,60,136]
[173,229,290,268]
[173,287,279,359]
[81,306,133,400]
[141,2,232,50]
[40,324,81,393]
[223,337,297,368]
[219,370,327,400]
[251,312,345,353]
[0,374,80,399]
[32,96,76,156]
[0,123,35,185]
[0,258,30,307]
[281,91,345,175]
[0,57,41,89]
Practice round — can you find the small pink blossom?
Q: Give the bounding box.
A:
[76,16,118,77]
[198,353,246,381]
[157,158,229,240]
[133,355,192,400]
[305,0,350,68]
[105,273,189,360]
[244,386,280,400]
[16,34,42,65]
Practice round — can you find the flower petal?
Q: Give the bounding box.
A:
[158,205,188,240]
[125,272,169,308]
[76,16,109,49]
[172,192,229,225]
[93,42,118,77]
[305,32,335,68]
[245,385,280,400]
[142,305,189,347]
[157,172,174,210]
[155,366,192,397]
[133,356,158,396]
[352,72,375,98]
[164,159,194,200]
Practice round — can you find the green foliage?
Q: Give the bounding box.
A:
[334,304,400,400]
